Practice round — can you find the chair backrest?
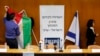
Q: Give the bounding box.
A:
[0,45,5,48]
[26,45,39,49]
[48,44,54,49]
[66,45,80,49]
[88,45,100,49]
[0,44,9,49]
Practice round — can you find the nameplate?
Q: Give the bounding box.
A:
[42,49,55,53]
[71,49,82,53]
[23,52,34,56]
[92,49,100,53]
[0,49,7,52]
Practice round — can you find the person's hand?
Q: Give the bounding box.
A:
[18,9,25,14]
[4,5,9,11]
[94,41,96,45]
[96,33,99,37]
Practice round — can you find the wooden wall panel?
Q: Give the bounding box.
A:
[0,0,14,44]
[0,0,100,48]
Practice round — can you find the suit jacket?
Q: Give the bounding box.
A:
[86,27,96,42]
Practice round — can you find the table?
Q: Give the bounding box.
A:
[0,45,100,56]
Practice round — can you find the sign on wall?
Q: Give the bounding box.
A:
[40,5,64,49]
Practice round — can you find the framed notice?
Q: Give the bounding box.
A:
[40,5,64,50]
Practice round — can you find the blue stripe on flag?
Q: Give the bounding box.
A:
[67,31,76,39]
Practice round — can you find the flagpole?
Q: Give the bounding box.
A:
[32,29,39,45]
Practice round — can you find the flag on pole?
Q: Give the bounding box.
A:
[17,12,32,49]
[7,8,32,49]
[65,11,80,46]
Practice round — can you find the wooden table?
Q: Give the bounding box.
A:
[0,45,100,56]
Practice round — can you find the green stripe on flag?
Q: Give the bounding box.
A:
[22,16,31,48]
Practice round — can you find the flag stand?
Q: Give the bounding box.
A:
[59,38,66,52]
[32,29,39,46]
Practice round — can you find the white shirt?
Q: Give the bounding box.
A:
[90,27,95,33]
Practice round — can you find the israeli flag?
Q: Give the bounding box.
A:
[66,11,80,46]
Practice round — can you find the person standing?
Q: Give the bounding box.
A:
[4,10,20,48]
[86,19,99,47]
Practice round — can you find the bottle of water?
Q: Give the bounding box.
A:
[39,43,41,50]
[39,41,42,51]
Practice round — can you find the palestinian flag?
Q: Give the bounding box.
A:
[7,8,32,49]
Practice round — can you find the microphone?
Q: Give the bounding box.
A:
[53,42,57,51]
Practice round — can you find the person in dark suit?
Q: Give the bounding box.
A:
[86,19,99,47]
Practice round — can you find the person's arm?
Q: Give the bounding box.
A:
[3,12,8,23]
[4,6,9,18]
[90,29,96,38]
[15,26,20,36]
[18,9,25,14]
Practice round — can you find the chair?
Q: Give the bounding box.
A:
[0,42,9,49]
[31,45,39,49]
[26,45,39,49]
[66,45,80,49]
[48,44,54,49]
[0,45,5,48]
[88,45,100,49]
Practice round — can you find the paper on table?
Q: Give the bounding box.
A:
[0,49,7,52]
[71,49,82,53]
[42,49,55,53]
[92,49,100,53]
